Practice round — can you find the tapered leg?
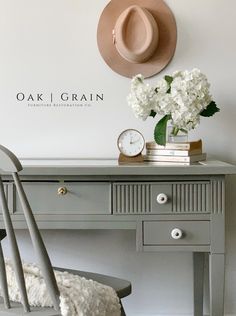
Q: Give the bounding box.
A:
[209,253,225,316]
[193,252,204,316]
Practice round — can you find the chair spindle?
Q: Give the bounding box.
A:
[0,176,30,312]
[13,172,61,312]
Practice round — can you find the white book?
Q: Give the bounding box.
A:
[146,139,202,151]
[144,161,194,166]
[146,148,202,156]
[144,153,207,163]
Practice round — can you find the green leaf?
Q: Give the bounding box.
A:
[164,75,173,94]
[200,101,220,117]
[149,110,157,118]
[154,114,171,146]
[164,75,173,85]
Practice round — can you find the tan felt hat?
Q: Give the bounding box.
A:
[97,0,177,78]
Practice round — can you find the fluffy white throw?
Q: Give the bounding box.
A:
[3,261,121,316]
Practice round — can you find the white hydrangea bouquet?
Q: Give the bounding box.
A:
[127,68,220,146]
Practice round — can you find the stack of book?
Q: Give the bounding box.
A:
[145,139,206,165]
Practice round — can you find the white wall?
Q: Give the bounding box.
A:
[1,0,236,315]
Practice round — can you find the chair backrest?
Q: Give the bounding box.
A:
[0,145,60,312]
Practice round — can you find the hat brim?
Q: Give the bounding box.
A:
[97,0,177,78]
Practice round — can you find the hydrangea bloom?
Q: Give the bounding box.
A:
[127,68,219,145]
[127,74,158,120]
[169,68,212,130]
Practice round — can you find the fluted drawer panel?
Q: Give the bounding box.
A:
[211,179,225,214]
[113,181,211,215]
[113,183,172,214]
[113,183,152,214]
[172,182,210,213]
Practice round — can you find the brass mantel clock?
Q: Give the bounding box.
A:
[117,129,145,163]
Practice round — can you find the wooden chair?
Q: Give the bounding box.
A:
[0,145,131,315]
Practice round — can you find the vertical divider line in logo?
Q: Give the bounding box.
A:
[50,93,53,103]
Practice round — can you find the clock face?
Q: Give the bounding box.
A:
[117,129,145,157]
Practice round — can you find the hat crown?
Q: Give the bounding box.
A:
[114,5,159,64]
[97,0,177,78]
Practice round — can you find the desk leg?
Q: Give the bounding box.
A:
[209,253,225,316]
[193,252,204,316]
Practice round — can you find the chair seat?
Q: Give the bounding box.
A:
[0,267,131,315]
[54,266,132,299]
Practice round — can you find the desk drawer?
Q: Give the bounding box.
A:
[13,182,111,215]
[143,221,210,245]
[113,182,210,214]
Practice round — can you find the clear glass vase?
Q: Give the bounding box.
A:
[167,125,188,143]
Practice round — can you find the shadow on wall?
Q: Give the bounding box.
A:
[217,97,236,160]
[197,95,236,164]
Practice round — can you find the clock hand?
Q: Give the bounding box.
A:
[132,137,140,143]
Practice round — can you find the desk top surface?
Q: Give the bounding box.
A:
[14,159,236,176]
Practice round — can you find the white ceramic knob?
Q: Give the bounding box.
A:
[156,193,168,204]
[171,228,183,240]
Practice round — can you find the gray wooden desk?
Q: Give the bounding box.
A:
[1,159,236,316]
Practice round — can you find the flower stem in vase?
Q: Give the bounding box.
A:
[171,126,179,136]
[168,125,188,143]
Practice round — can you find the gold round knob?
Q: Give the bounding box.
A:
[57,187,67,195]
